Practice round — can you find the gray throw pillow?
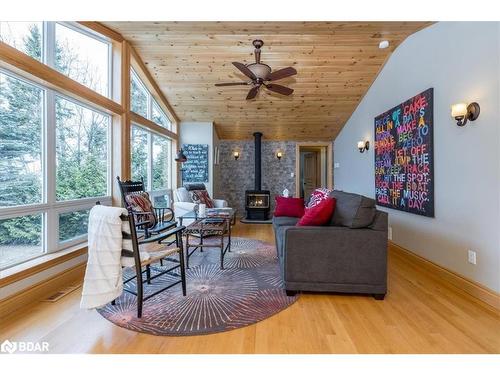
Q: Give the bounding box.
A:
[329,190,376,228]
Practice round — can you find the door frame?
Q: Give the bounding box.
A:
[295,142,333,198]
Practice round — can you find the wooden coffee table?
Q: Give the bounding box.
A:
[183,210,235,269]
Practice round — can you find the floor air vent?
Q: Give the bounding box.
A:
[42,284,81,302]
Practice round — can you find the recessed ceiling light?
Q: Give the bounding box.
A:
[379,40,390,49]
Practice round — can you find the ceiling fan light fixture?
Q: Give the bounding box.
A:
[247,63,272,80]
[215,40,296,100]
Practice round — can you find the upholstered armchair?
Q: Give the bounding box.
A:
[173,184,229,225]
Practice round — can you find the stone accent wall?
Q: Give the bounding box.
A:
[218,140,297,215]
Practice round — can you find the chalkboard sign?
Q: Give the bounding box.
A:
[183,144,209,183]
[374,88,434,217]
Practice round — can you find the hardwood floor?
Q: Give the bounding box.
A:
[1,223,499,354]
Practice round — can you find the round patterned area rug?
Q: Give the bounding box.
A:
[97,237,298,336]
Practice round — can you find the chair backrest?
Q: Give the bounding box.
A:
[95,201,141,269]
[117,176,145,208]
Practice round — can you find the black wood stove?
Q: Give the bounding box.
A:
[245,132,271,220]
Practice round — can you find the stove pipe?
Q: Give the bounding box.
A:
[253,132,262,191]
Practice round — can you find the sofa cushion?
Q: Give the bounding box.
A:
[369,210,388,232]
[176,187,192,203]
[274,196,305,218]
[329,190,376,228]
[272,216,300,228]
[297,197,336,226]
[125,192,157,229]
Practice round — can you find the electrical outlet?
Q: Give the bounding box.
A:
[388,226,393,240]
[290,172,294,178]
[334,162,340,169]
[468,250,477,265]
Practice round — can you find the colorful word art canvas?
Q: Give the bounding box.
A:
[374,88,434,217]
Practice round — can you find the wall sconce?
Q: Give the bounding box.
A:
[276,151,283,161]
[233,151,240,160]
[357,140,370,153]
[451,102,480,127]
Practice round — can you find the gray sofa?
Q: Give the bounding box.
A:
[272,190,388,299]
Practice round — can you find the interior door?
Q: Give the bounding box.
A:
[303,152,318,198]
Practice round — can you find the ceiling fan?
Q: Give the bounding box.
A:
[215,39,297,100]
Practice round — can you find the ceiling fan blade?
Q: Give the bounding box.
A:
[246,85,260,100]
[265,83,294,96]
[215,82,249,86]
[232,62,257,80]
[267,67,297,81]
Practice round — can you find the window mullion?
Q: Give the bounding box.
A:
[148,132,153,192]
[45,89,57,253]
[44,22,55,68]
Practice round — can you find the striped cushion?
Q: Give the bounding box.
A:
[190,189,214,208]
[125,192,157,228]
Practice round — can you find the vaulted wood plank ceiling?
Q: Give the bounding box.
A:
[104,22,432,140]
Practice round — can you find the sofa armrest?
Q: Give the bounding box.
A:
[212,199,228,208]
[283,226,387,287]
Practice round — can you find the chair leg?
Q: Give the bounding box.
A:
[137,269,144,318]
[185,234,190,269]
[146,265,151,284]
[179,249,187,297]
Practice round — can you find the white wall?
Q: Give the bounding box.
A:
[334,22,500,292]
[179,122,216,196]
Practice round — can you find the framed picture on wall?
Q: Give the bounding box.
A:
[374,88,434,217]
[183,144,209,183]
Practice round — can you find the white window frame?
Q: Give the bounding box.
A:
[131,68,150,118]
[152,98,172,130]
[0,68,112,269]
[131,123,173,205]
[52,22,113,98]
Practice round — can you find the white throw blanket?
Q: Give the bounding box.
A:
[80,205,128,309]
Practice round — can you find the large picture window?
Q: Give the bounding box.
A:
[0,70,111,270]
[130,69,172,130]
[131,125,149,188]
[0,22,111,97]
[54,23,110,96]
[55,97,109,201]
[131,70,148,118]
[0,72,43,207]
[131,124,173,207]
[0,22,43,61]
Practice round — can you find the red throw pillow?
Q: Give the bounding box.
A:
[274,196,305,218]
[307,188,332,208]
[297,197,336,226]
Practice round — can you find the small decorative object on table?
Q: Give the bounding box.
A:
[198,203,207,218]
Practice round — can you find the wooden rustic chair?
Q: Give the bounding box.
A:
[118,206,187,318]
[117,176,177,240]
